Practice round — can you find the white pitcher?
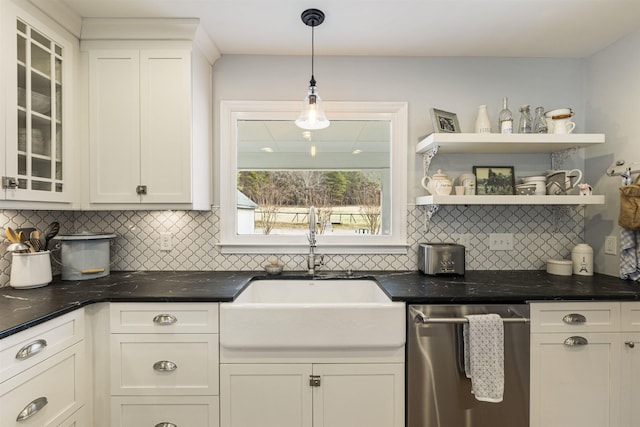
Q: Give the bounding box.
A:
[546,118,576,134]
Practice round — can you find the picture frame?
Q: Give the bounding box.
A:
[430,108,461,133]
[473,166,516,195]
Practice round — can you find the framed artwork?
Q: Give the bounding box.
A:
[473,166,515,195]
[430,108,460,133]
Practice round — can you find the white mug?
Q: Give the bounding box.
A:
[578,183,592,196]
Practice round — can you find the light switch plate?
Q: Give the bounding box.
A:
[605,236,617,255]
[160,232,173,251]
[489,233,514,251]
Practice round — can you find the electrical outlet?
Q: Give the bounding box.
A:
[605,236,617,255]
[489,233,514,251]
[456,234,471,249]
[160,232,173,251]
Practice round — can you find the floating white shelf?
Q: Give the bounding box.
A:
[416,133,605,154]
[416,194,605,206]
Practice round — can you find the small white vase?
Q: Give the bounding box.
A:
[475,105,491,133]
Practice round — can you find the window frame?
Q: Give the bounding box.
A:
[218,100,408,254]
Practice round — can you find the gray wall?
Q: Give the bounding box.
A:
[213,55,587,206]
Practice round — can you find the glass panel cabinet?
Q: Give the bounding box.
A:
[15,18,63,193]
[1,2,73,205]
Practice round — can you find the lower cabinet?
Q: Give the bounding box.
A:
[530,332,621,427]
[220,363,404,427]
[111,396,219,427]
[108,303,220,427]
[0,309,86,427]
[530,301,623,427]
[0,341,86,426]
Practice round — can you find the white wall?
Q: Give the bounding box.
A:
[586,28,640,276]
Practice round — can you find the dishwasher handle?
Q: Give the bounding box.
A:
[414,311,530,324]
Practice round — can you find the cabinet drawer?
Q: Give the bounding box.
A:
[0,342,85,427]
[530,302,620,333]
[112,396,219,427]
[110,303,219,333]
[620,302,640,331]
[0,309,85,383]
[111,334,219,395]
[58,407,87,427]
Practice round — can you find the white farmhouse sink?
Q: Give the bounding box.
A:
[219,279,405,351]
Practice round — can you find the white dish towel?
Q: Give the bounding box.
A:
[463,313,504,403]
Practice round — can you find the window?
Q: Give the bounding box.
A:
[219,101,407,254]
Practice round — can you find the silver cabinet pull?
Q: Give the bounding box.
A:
[564,336,589,346]
[153,314,177,325]
[626,341,636,348]
[16,396,47,422]
[562,313,587,324]
[155,424,177,427]
[15,339,47,360]
[153,360,177,372]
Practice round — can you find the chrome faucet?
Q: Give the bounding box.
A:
[307,206,324,274]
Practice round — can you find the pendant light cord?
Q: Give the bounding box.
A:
[310,24,316,87]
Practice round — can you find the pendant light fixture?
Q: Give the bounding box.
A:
[295,8,330,130]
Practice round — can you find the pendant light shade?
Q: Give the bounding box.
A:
[295,9,330,130]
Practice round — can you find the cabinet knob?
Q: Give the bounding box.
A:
[626,341,636,348]
[15,339,47,360]
[564,336,589,346]
[136,185,147,195]
[153,314,177,325]
[16,396,47,422]
[562,313,587,324]
[153,360,178,372]
[155,424,177,427]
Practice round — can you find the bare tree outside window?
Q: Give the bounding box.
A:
[237,170,381,236]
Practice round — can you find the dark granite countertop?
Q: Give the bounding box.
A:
[1,270,639,339]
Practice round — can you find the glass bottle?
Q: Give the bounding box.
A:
[498,97,513,134]
[533,106,548,133]
[518,104,532,133]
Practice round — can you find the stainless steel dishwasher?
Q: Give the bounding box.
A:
[407,304,530,427]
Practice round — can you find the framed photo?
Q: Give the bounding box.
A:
[430,108,460,133]
[473,166,515,195]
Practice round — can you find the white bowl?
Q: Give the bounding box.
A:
[545,108,573,118]
[546,259,572,276]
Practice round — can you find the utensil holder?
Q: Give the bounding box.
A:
[10,251,52,289]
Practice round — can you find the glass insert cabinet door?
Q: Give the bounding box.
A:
[13,18,63,195]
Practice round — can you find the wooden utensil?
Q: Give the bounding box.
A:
[5,227,19,243]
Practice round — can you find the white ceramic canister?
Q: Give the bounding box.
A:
[571,243,594,276]
[10,251,53,289]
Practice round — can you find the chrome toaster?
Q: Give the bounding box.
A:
[418,243,465,275]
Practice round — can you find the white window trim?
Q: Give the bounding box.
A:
[218,100,408,254]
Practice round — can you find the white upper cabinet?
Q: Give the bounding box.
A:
[82,19,218,210]
[0,0,78,207]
